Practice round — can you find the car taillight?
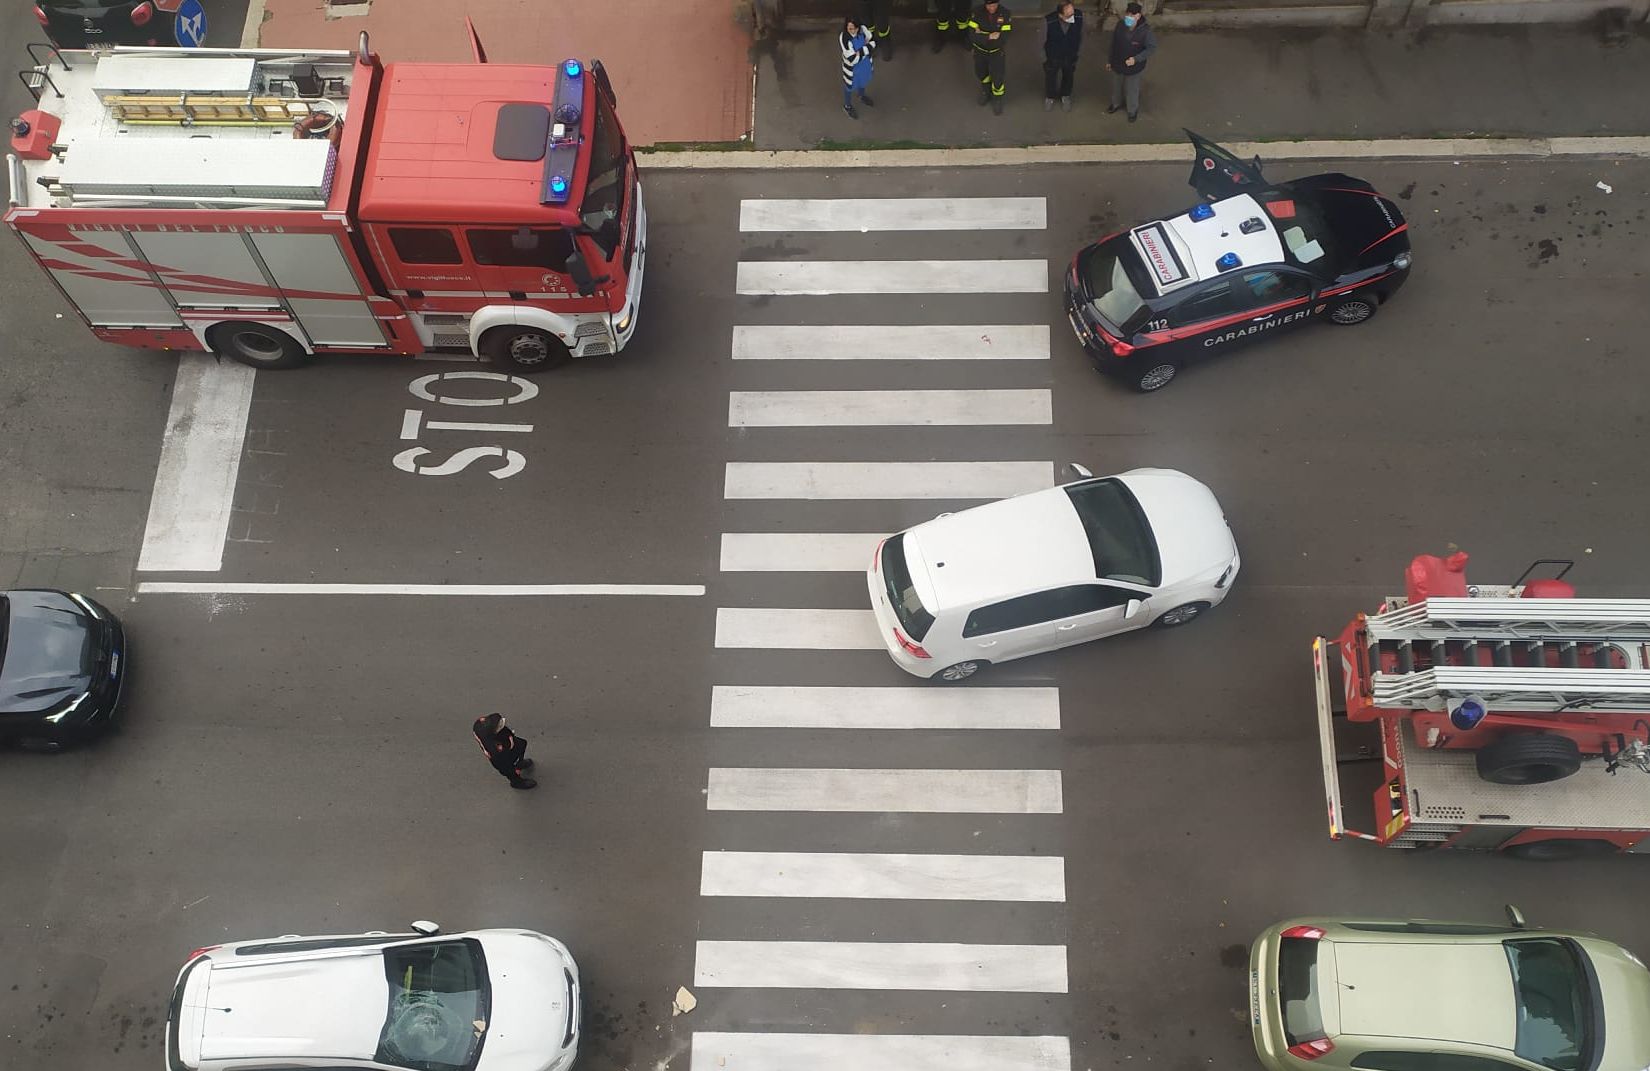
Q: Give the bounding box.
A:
[1286,1038,1335,1060]
[130,1,153,23]
[185,944,221,962]
[1109,338,1135,358]
[1280,925,1326,940]
[33,5,48,23]
[892,629,930,659]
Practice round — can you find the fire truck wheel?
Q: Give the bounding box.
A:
[1474,733,1582,786]
[1133,362,1180,392]
[1153,601,1210,628]
[933,660,988,683]
[1327,295,1377,325]
[207,322,309,370]
[483,327,571,372]
[1503,838,1617,862]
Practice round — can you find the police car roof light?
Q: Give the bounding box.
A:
[1188,203,1216,222]
[1216,251,1242,270]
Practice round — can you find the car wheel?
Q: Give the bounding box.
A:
[1327,296,1377,325]
[207,322,309,370]
[1504,838,1617,862]
[16,735,67,754]
[934,660,988,683]
[483,327,572,372]
[1153,601,1210,628]
[1134,362,1180,392]
[1475,733,1582,785]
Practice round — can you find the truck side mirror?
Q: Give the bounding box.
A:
[1124,599,1144,619]
[1063,463,1094,481]
[566,250,611,297]
[410,920,441,936]
[1504,904,1527,930]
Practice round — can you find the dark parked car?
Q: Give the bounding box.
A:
[0,589,126,752]
[34,0,172,49]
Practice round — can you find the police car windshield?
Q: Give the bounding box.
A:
[1259,195,1333,268]
[1078,240,1149,333]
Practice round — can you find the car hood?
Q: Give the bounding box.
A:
[476,933,576,1071]
[1581,938,1650,1071]
[0,590,95,714]
[1114,469,1236,583]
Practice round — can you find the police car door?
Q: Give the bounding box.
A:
[1185,129,1267,202]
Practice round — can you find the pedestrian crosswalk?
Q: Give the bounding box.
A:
[695,194,1068,1070]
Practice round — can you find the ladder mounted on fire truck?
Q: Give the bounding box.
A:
[1363,597,1650,713]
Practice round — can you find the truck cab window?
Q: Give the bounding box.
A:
[388,227,462,265]
[467,228,576,271]
[579,89,626,260]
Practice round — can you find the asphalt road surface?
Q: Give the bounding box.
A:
[2,154,1649,1071]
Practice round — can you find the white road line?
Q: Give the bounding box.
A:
[732,324,1051,361]
[694,941,1068,992]
[137,355,256,573]
[701,852,1066,901]
[709,685,1061,729]
[691,1032,1072,1071]
[728,389,1051,427]
[714,608,882,649]
[736,259,1047,295]
[706,768,1064,813]
[739,197,1047,232]
[137,583,705,596]
[724,461,1053,500]
[719,532,881,572]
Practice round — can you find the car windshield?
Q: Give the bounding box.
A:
[1279,936,1328,1048]
[1078,240,1150,333]
[1062,479,1162,587]
[1505,939,1592,1071]
[375,939,490,1071]
[880,534,935,642]
[579,87,627,262]
[1258,194,1334,268]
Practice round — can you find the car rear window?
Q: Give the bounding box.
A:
[376,939,490,1071]
[1077,239,1151,334]
[1504,938,1594,1071]
[1279,936,1328,1048]
[1061,479,1161,587]
[880,534,935,642]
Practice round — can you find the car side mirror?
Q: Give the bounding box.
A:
[410,920,441,936]
[1124,599,1145,619]
[1504,904,1527,930]
[1063,463,1094,481]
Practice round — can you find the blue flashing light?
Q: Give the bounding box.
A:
[1216,251,1242,271]
[563,59,583,78]
[1188,202,1215,222]
[549,174,569,197]
[1449,697,1487,731]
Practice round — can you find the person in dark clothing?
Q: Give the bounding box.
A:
[968,0,1013,115]
[1042,1,1083,112]
[473,712,536,790]
[860,0,893,60]
[932,0,971,52]
[1106,1,1156,122]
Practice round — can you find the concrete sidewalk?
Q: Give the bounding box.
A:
[754,22,1650,150]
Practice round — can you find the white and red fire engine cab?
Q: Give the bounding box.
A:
[1315,551,1650,859]
[4,33,646,371]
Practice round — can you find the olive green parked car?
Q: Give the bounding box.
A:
[1249,909,1650,1071]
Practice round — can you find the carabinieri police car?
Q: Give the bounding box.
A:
[1066,131,1412,392]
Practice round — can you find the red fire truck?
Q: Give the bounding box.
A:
[4,33,646,371]
[1314,552,1650,859]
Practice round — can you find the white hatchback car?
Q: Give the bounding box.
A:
[867,467,1240,680]
[164,922,579,1071]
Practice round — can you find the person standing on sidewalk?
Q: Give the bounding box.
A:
[1042,1,1083,112]
[932,0,971,51]
[1106,1,1156,123]
[839,15,877,119]
[968,0,1013,116]
[860,0,893,60]
[472,712,536,790]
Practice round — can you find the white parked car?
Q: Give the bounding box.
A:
[867,466,1240,681]
[164,922,579,1071]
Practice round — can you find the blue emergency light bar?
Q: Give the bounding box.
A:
[1188,202,1215,222]
[1216,251,1242,270]
[540,57,586,205]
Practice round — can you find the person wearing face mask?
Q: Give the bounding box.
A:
[1106,1,1156,123]
[1042,1,1083,112]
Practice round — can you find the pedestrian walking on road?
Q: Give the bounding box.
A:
[473,712,536,790]
[839,15,877,119]
[1042,1,1083,112]
[932,0,971,51]
[1106,1,1157,122]
[968,0,1013,115]
[860,0,893,60]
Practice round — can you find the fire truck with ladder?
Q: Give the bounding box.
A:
[1315,551,1650,859]
[4,30,645,371]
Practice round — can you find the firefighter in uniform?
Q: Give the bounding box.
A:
[932,0,971,51]
[968,0,1013,114]
[472,712,537,790]
[860,0,893,60]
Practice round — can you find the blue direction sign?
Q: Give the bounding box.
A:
[174,0,208,47]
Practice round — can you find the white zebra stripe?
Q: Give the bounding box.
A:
[700,851,1066,901]
[724,461,1054,500]
[739,197,1047,232]
[694,940,1069,992]
[709,685,1061,729]
[728,389,1051,427]
[731,324,1051,361]
[690,1032,1071,1071]
[736,259,1047,295]
[705,767,1064,813]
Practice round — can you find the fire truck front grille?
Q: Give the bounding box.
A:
[573,320,612,357]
